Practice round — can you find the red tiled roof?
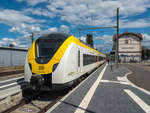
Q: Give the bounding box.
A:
[113,32,143,41]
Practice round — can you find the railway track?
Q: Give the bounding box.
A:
[0,76,25,108]
[1,69,92,113]
[0,64,103,113]
[0,70,24,77]
[1,88,56,113]
[1,86,71,113]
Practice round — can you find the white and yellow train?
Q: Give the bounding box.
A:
[24,33,106,91]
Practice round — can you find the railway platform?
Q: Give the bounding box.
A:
[46,63,150,113]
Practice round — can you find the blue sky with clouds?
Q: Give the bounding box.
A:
[0,0,150,53]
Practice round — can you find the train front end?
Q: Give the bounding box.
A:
[24,33,68,91]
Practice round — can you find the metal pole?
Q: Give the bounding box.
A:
[110,55,113,71]
[115,8,119,68]
[30,32,34,43]
[78,30,81,40]
[145,48,146,60]
[10,51,13,66]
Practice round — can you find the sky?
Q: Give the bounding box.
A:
[0,0,150,53]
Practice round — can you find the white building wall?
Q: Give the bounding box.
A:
[118,35,142,62]
[119,36,141,51]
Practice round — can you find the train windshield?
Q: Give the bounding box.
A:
[37,41,62,58]
[36,33,68,59]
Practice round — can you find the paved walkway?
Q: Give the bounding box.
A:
[124,64,150,91]
[46,63,150,113]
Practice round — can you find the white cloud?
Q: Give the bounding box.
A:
[45,0,150,27]
[0,8,46,36]
[0,35,32,48]
[0,40,7,47]
[47,27,58,32]
[95,35,113,52]
[79,34,113,53]
[142,33,150,48]
[20,0,150,29]
[17,0,48,6]
[42,25,70,35]
[60,25,69,33]
[120,19,150,28]
[23,8,55,18]
[0,23,44,48]
[142,33,150,41]
[0,25,70,48]
[0,37,24,47]
[80,36,86,42]
[8,24,70,48]
[2,38,15,42]
[0,9,38,26]
[9,23,42,35]
[95,35,113,44]
[30,26,41,32]
[42,27,58,34]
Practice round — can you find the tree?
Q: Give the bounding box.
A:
[9,44,15,48]
[142,46,150,60]
[86,34,93,47]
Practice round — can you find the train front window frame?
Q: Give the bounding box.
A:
[35,33,68,59]
[36,41,61,58]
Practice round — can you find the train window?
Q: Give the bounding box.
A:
[36,33,68,59]
[78,51,80,67]
[83,54,97,66]
[37,42,61,58]
[99,56,104,61]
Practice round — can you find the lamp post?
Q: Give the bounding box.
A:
[115,8,119,68]
[30,32,34,43]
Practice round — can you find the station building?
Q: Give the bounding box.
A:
[113,32,143,63]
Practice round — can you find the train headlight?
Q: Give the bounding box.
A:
[53,63,59,72]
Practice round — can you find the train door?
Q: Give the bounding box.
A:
[77,49,81,74]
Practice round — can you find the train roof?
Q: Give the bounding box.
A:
[36,33,105,56]
[71,35,105,56]
[37,33,69,41]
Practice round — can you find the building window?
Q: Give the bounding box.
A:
[125,40,128,44]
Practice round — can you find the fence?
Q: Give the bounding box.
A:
[0,47,28,67]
